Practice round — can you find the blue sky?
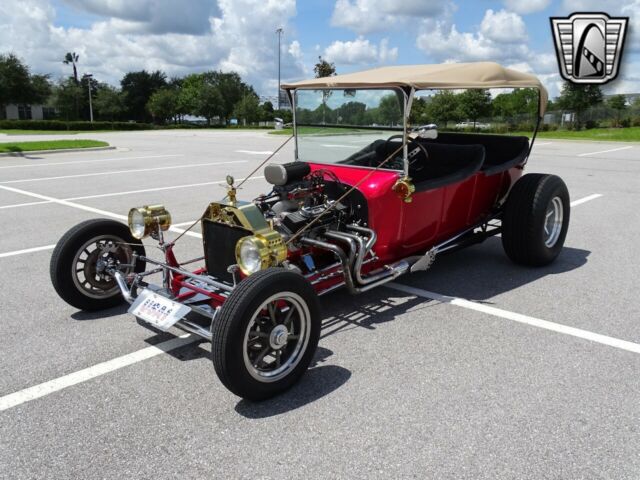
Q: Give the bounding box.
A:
[1,0,637,100]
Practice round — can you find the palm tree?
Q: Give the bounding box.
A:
[63,52,79,83]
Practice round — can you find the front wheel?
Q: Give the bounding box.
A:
[211,268,321,401]
[502,173,570,266]
[50,219,146,311]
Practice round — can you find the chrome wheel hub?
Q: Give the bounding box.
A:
[71,235,133,299]
[242,292,311,383]
[543,196,564,248]
[270,324,289,349]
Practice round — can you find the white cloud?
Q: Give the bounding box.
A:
[417,10,530,64]
[479,9,527,44]
[502,0,551,14]
[324,36,398,65]
[61,0,220,34]
[331,0,452,34]
[378,38,398,63]
[0,0,305,95]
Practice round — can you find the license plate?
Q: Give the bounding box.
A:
[128,290,191,331]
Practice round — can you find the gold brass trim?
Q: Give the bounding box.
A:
[392,176,415,203]
[204,201,287,275]
[128,204,172,239]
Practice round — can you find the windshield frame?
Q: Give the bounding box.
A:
[291,86,413,175]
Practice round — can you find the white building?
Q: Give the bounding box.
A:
[1,104,56,121]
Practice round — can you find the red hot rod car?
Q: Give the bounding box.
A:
[50,63,569,401]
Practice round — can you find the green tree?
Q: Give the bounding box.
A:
[79,74,99,121]
[30,74,52,104]
[201,71,254,123]
[607,94,627,126]
[121,70,167,122]
[457,89,492,128]
[556,82,603,128]
[314,56,336,78]
[273,108,292,124]
[0,53,34,108]
[53,78,83,120]
[147,88,178,124]
[492,88,538,120]
[261,100,274,121]
[378,94,401,126]
[195,84,223,124]
[424,90,460,127]
[234,93,261,125]
[93,85,125,121]
[63,52,79,83]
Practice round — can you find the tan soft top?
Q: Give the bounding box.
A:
[282,62,548,115]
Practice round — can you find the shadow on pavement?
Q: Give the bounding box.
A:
[69,237,590,410]
[234,347,351,418]
[397,237,590,302]
[71,304,128,320]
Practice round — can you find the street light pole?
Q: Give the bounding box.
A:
[276,28,283,110]
[83,73,94,123]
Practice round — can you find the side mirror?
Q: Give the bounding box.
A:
[419,128,438,139]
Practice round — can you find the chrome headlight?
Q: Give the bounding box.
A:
[236,236,270,275]
[128,205,171,239]
[235,231,288,276]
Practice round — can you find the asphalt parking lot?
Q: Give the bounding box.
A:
[0,129,639,479]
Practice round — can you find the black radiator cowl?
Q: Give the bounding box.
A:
[202,220,251,283]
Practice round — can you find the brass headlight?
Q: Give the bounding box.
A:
[235,231,287,276]
[128,205,171,239]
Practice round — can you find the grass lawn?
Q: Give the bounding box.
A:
[272,126,640,142]
[0,129,115,135]
[529,127,640,142]
[0,139,109,153]
[268,126,397,136]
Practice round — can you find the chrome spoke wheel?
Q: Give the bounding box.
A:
[543,196,564,248]
[243,292,311,383]
[71,235,133,299]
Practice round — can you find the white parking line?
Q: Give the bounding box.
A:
[0,200,51,210]
[0,335,197,412]
[0,184,202,239]
[0,191,603,259]
[0,187,609,409]
[571,193,602,207]
[0,154,184,170]
[0,176,266,210]
[534,142,552,146]
[0,160,246,185]
[321,144,359,149]
[0,244,56,258]
[387,283,640,355]
[577,146,632,157]
[236,150,274,155]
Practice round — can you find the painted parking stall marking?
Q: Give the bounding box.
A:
[0,160,247,185]
[0,176,265,210]
[0,193,604,260]
[571,193,602,207]
[0,184,202,239]
[0,244,56,258]
[0,335,197,412]
[0,153,184,170]
[577,146,632,157]
[235,150,274,155]
[387,283,640,356]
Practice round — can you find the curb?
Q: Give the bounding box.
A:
[0,146,115,157]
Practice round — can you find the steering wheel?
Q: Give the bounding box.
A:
[380,134,429,172]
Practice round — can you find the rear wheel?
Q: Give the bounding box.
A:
[211,268,321,401]
[502,174,570,266]
[50,219,145,311]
